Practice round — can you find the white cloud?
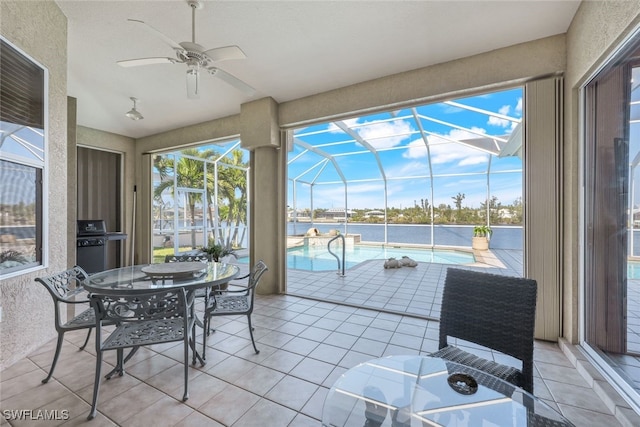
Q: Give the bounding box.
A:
[487,105,512,128]
[403,127,489,167]
[498,105,510,115]
[328,118,413,149]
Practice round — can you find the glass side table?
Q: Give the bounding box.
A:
[322,355,574,427]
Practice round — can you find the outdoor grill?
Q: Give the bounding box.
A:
[76,220,126,274]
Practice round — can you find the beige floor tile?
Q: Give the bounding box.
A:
[307,343,348,365]
[259,349,305,373]
[265,375,319,411]
[232,398,297,427]
[557,403,622,426]
[544,380,612,414]
[534,345,573,367]
[198,384,260,426]
[172,411,224,427]
[288,413,322,427]
[300,387,328,420]
[121,395,193,426]
[94,382,166,424]
[289,358,334,385]
[23,393,92,427]
[2,371,70,408]
[208,355,257,383]
[124,353,180,381]
[144,362,203,395]
[75,369,142,404]
[536,361,589,387]
[233,364,285,396]
[169,372,227,409]
[281,337,320,356]
[0,359,39,382]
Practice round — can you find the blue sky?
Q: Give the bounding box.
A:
[287,88,524,210]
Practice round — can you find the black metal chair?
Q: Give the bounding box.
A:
[430,268,538,394]
[87,287,195,420]
[35,266,109,384]
[202,260,268,359]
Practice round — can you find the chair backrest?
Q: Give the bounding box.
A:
[91,287,190,326]
[439,268,537,386]
[35,265,89,303]
[233,260,268,315]
[248,260,268,289]
[165,253,211,263]
[35,266,90,330]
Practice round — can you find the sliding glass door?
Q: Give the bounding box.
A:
[583,32,640,402]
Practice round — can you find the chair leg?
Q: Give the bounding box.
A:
[87,349,103,420]
[79,328,92,351]
[247,315,259,354]
[202,314,209,360]
[182,335,189,402]
[106,348,125,380]
[42,333,64,384]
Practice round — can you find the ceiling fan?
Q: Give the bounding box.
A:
[117,0,254,99]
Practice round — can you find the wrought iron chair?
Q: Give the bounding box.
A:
[87,287,195,420]
[165,253,212,298]
[35,266,109,384]
[430,268,538,394]
[202,260,268,359]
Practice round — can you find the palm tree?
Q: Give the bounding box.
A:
[154,148,218,249]
[452,193,465,212]
[154,147,249,253]
[217,149,248,248]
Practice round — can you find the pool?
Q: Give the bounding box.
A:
[629,261,640,279]
[239,245,475,272]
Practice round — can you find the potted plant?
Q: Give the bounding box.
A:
[201,238,237,262]
[472,225,492,250]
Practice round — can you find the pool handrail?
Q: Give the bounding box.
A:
[327,234,346,277]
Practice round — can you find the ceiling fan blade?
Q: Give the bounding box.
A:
[186,68,200,99]
[117,57,178,67]
[203,45,246,62]
[127,19,184,51]
[206,67,255,95]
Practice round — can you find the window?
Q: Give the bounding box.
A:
[151,141,249,262]
[582,31,640,405]
[0,37,47,277]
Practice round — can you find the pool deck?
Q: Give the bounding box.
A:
[287,247,522,320]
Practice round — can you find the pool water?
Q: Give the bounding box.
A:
[628,261,640,279]
[240,245,475,272]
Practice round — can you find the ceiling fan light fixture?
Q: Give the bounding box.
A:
[125,97,144,120]
[186,66,200,99]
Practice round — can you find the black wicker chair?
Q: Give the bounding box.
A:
[430,268,538,394]
[35,266,111,384]
[202,260,268,359]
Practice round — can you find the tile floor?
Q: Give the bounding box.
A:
[288,248,640,403]
[0,291,627,426]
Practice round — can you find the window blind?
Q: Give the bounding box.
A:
[0,39,44,128]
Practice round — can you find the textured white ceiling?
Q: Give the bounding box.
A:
[56,0,580,139]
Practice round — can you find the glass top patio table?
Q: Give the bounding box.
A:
[82,262,240,295]
[322,355,574,427]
